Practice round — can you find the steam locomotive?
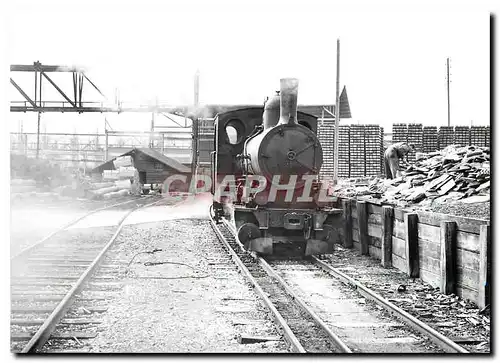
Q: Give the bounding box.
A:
[211,78,342,256]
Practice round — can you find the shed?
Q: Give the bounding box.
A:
[92,148,191,187]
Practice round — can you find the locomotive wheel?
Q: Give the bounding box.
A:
[237,223,261,250]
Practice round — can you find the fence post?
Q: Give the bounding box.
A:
[342,199,353,248]
[404,213,419,277]
[104,130,109,160]
[440,221,457,294]
[478,224,491,309]
[356,201,369,255]
[381,206,394,268]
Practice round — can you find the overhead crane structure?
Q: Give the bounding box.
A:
[10,62,341,173]
[10,61,187,116]
[10,61,198,162]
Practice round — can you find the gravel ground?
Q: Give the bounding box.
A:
[81,219,289,353]
[322,246,490,353]
[431,201,490,220]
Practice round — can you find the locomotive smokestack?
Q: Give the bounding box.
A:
[278,78,299,125]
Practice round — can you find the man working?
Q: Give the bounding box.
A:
[384,142,414,179]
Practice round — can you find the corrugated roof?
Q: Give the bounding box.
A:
[91,148,191,173]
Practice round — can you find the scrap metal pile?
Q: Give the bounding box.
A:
[330,145,490,214]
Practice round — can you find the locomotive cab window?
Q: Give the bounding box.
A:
[225,119,245,145]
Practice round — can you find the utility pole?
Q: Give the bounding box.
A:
[446,57,451,127]
[333,38,341,184]
[104,119,109,160]
[36,112,41,159]
[150,112,155,148]
[194,70,200,106]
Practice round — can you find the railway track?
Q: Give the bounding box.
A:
[10,196,161,353]
[209,214,469,354]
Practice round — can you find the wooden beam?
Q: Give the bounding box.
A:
[404,213,419,277]
[342,199,353,248]
[440,221,457,294]
[417,210,489,234]
[381,206,394,268]
[357,201,369,255]
[478,224,491,309]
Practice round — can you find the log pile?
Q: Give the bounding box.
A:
[331,145,490,211]
[95,156,141,198]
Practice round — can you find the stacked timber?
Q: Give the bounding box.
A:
[485,126,490,147]
[114,179,132,190]
[338,125,350,178]
[89,182,115,190]
[438,126,454,148]
[317,119,335,180]
[454,126,471,146]
[407,123,423,163]
[100,155,141,196]
[117,166,138,180]
[392,123,408,143]
[103,170,120,181]
[470,126,486,147]
[349,125,365,178]
[113,155,133,168]
[365,125,383,176]
[379,126,384,177]
[423,126,438,152]
[103,189,129,200]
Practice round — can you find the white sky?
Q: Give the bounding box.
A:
[3,0,494,134]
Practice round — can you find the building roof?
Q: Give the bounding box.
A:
[91,148,191,174]
[136,148,191,173]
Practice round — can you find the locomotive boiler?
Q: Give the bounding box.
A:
[211,78,342,256]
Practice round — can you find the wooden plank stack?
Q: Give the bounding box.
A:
[470,126,486,147]
[485,126,490,147]
[317,119,335,180]
[438,126,454,148]
[365,125,383,176]
[423,126,438,152]
[407,123,423,163]
[392,123,408,143]
[454,126,471,146]
[113,155,133,168]
[338,125,351,178]
[380,126,385,177]
[349,125,366,178]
